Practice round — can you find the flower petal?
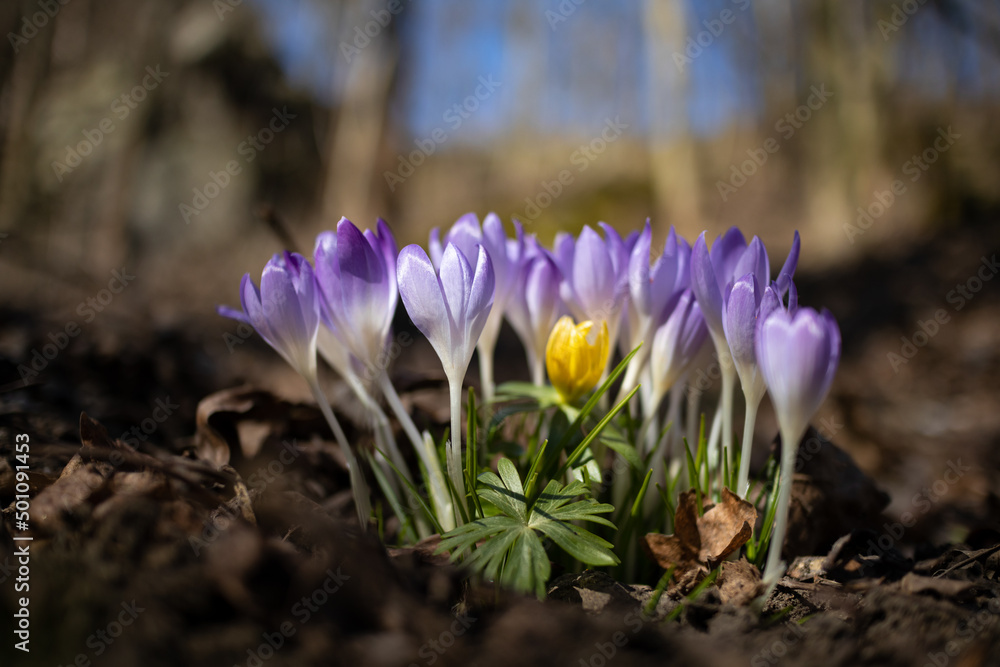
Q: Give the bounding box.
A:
[398,244,450,356]
[690,232,724,337]
[723,273,761,372]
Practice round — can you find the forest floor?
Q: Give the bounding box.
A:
[2,215,999,667]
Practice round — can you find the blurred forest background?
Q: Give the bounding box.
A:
[1,0,999,538]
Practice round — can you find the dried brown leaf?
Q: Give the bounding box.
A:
[643,488,758,578]
[698,488,757,566]
[194,386,296,467]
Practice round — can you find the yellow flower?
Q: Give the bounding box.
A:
[545,316,609,404]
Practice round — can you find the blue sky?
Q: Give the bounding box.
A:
[247,0,994,143]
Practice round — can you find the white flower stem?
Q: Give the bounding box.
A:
[719,362,736,469]
[529,349,545,387]
[686,383,701,451]
[307,378,371,529]
[378,374,453,532]
[477,347,495,403]
[342,370,412,483]
[342,372,431,538]
[736,388,764,496]
[763,425,805,583]
[447,378,466,525]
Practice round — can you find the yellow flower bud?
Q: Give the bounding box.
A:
[545,316,609,404]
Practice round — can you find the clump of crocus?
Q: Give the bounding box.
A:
[313,218,449,531]
[545,316,610,405]
[219,251,372,527]
[691,229,799,466]
[396,242,495,523]
[756,298,840,581]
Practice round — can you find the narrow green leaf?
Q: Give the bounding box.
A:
[644,566,675,617]
[630,469,654,519]
[373,444,445,535]
[549,345,641,470]
[557,385,639,479]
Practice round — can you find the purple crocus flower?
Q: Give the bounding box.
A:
[641,288,708,488]
[621,222,691,381]
[397,241,495,514]
[221,251,321,380]
[218,250,371,526]
[505,237,565,385]
[756,304,840,580]
[756,306,840,449]
[724,273,782,493]
[649,289,709,404]
[691,229,800,357]
[723,274,766,400]
[313,218,398,378]
[690,228,800,462]
[429,213,522,400]
[398,242,495,383]
[553,223,629,358]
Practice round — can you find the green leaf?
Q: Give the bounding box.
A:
[436,456,619,599]
[505,529,550,598]
[533,517,619,566]
[497,457,524,496]
[477,470,527,522]
[556,385,639,480]
[549,500,618,527]
[599,430,643,473]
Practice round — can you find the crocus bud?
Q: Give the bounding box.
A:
[397,242,495,385]
[649,289,708,402]
[506,240,565,385]
[314,218,398,377]
[755,306,841,447]
[545,316,609,405]
[228,251,321,380]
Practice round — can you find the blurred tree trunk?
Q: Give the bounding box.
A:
[642,0,702,230]
[802,0,885,256]
[753,0,797,112]
[320,0,397,228]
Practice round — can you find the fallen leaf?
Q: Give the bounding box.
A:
[897,573,975,600]
[643,488,758,579]
[194,386,315,466]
